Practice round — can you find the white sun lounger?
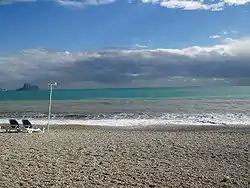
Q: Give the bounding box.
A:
[22,119,44,133]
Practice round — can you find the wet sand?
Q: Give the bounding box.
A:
[0,125,249,188]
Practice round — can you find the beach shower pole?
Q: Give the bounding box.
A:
[47,81,57,132]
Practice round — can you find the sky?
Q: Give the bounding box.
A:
[0,0,250,89]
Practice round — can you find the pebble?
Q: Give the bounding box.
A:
[221,176,231,182]
[0,126,249,187]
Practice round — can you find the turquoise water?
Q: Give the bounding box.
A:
[1,86,250,100]
[1,86,250,126]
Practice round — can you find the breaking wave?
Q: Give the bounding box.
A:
[0,112,249,126]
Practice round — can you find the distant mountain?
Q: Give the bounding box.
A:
[16,83,39,91]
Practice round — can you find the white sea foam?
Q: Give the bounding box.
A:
[0,113,250,126]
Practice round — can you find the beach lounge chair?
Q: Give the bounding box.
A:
[9,119,21,133]
[22,119,43,133]
[22,119,32,129]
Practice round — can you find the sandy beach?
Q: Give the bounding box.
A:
[0,125,249,188]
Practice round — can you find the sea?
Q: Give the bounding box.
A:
[1,86,250,127]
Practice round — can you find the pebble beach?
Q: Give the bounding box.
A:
[0,125,249,188]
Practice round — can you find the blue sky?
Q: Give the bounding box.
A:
[0,0,250,89]
[1,0,249,52]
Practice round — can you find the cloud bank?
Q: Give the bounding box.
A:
[1,37,250,89]
[140,0,250,11]
[1,0,250,10]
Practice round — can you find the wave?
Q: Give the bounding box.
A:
[0,112,249,126]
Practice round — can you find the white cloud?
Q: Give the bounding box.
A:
[222,31,228,35]
[135,44,148,48]
[0,0,35,4]
[1,0,249,10]
[55,0,116,7]
[209,30,239,40]
[223,37,235,43]
[140,0,250,11]
[221,30,238,35]
[0,0,116,6]
[0,37,250,88]
[209,35,221,39]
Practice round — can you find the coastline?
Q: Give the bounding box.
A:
[48,124,250,131]
[1,123,250,132]
[0,125,249,187]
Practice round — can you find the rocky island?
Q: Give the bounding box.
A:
[16,83,39,91]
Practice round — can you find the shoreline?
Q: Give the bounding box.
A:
[49,124,250,131]
[1,123,250,132]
